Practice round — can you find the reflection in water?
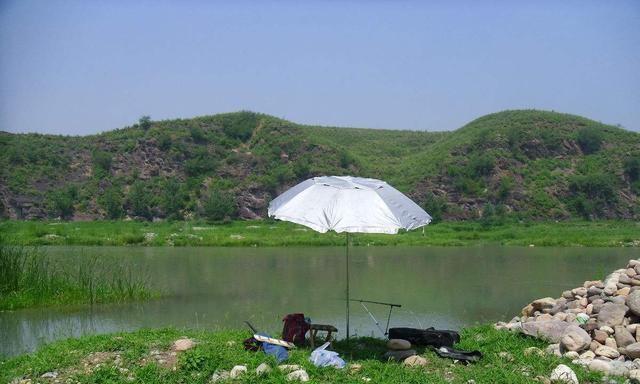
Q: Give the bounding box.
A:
[1,245,637,357]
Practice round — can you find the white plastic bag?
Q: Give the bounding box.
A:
[309,342,346,368]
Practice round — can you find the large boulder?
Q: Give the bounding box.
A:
[595,345,620,359]
[614,325,635,348]
[560,326,591,352]
[624,342,640,359]
[596,303,628,327]
[521,320,570,343]
[627,290,640,316]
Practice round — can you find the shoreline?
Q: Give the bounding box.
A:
[2,220,639,248]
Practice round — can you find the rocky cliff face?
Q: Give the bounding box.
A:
[0,110,638,221]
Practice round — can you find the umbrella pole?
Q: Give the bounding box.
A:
[346,232,350,341]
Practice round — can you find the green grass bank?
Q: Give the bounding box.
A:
[2,220,639,247]
[0,325,619,384]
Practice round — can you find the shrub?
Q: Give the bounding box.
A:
[624,156,640,182]
[576,126,602,154]
[48,187,76,219]
[92,150,112,176]
[468,154,494,177]
[157,132,172,151]
[220,112,258,142]
[569,173,616,200]
[480,203,506,228]
[568,172,617,218]
[495,176,514,202]
[99,186,123,219]
[185,156,217,177]
[160,178,186,219]
[139,116,151,131]
[189,126,207,143]
[202,189,236,222]
[339,150,356,169]
[293,158,311,179]
[423,192,447,223]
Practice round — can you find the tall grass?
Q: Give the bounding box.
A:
[0,239,154,310]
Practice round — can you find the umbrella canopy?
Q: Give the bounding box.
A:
[268,176,432,339]
[268,176,431,234]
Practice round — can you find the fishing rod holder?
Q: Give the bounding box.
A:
[348,298,402,337]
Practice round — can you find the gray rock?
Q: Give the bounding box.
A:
[589,359,611,373]
[615,325,636,348]
[403,355,428,367]
[40,372,58,379]
[597,303,628,327]
[572,287,588,297]
[560,326,591,352]
[550,364,578,384]
[546,343,562,357]
[588,285,604,295]
[256,363,271,376]
[286,369,309,382]
[595,345,620,358]
[532,297,557,310]
[629,369,640,381]
[230,365,247,379]
[563,351,580,359]
[387,339,411,350]
[521,320,570,342]
[625,342,640,359]
[210,370,230,383]
[610,296,627,305]
[383,349,416,362]
[605,337,618,349]
[600,325,615,334]
[593,329,608,344]
[628,290,640,316]
[609,360,630,377]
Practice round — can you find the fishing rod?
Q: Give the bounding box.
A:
[348,298,402,337]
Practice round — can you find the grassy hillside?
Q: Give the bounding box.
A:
[0,110,638,221]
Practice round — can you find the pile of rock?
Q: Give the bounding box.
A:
[382,339,427,366]
[496,259,640,378]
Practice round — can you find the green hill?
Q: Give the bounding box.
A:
[1,110,638,221]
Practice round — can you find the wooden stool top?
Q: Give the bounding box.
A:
[310,324,338,332]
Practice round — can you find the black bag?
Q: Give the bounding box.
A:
[388,327,460,347]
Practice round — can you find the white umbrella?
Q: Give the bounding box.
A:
[268,176,432,338]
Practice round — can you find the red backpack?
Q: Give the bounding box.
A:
[282,313,310,346]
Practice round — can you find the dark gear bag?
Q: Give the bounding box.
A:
[388,327,460,348]
[282,313,310,347]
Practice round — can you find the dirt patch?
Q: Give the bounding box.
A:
[139,349,178,370]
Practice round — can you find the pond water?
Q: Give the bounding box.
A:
[1,246,638,357]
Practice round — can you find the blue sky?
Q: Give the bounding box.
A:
[1,0,639,134]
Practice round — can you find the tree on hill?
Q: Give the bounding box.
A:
[576,126,603,154]
[139,116,152,131]
[161,179,186,220]
[48,186,77,220]
[128,181,152,219]
[203,188,236,222]
[99,186,123,219]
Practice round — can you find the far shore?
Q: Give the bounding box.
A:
[1,219,638,248]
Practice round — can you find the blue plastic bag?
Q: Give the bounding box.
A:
[309,342,345,368]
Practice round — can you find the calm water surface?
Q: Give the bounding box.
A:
[1,246,638,357]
